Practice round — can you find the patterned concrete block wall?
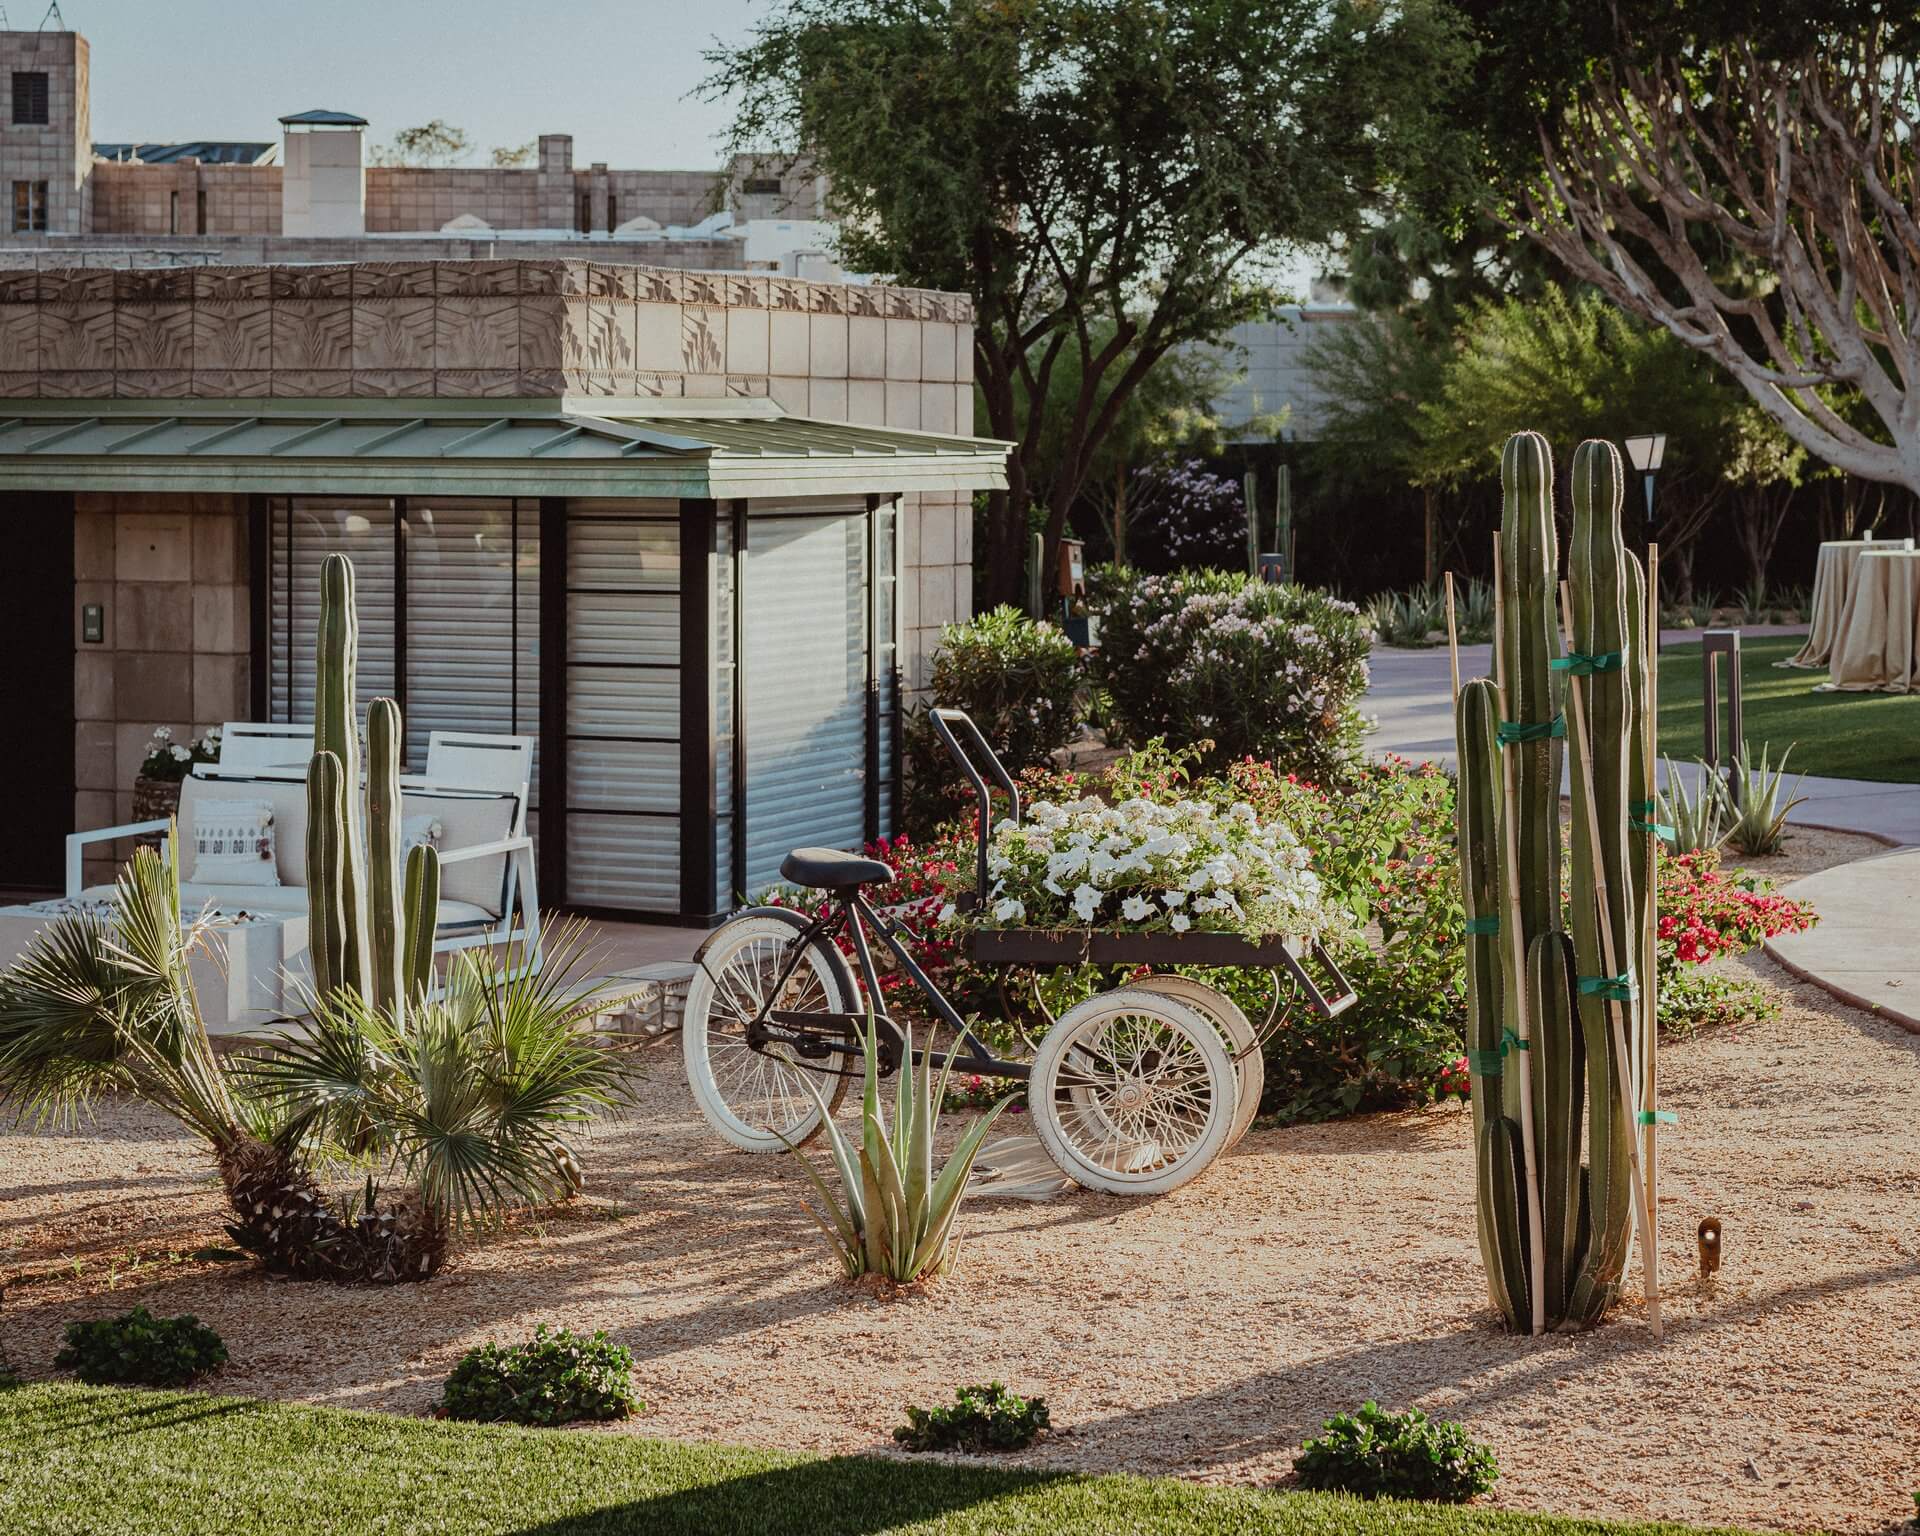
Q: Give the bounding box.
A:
[72,492,250,884]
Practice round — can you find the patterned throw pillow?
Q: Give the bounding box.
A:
[187,798,280,888]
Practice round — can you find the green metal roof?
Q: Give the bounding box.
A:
[0,399,1009,499]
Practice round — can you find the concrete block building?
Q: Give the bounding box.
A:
[0,259,998,920]
[2,22,830,272]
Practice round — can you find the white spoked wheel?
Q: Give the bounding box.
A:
[683,911,859,1153]
[1029,986,1237,1195]
[1130,975,1264,1149]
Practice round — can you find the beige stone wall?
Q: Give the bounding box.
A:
[91,162,283,237]
[1,30,90,235]
[72,492,250,884]
[0,259,975,408]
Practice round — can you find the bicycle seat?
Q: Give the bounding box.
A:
[780,847,896,891]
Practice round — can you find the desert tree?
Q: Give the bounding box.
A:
[1522,5,1920,496]
[706,0,1471,606]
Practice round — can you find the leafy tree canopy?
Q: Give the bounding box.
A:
[705,0,1473,605]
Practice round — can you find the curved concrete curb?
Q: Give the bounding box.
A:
[1763,848,1920,1036]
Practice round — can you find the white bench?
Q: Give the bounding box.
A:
[57,724,542,1026]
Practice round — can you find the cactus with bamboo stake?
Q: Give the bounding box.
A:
[1454,433,1662,1334]
[306,553,440,1014]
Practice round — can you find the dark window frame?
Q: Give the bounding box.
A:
[11,71,49,126]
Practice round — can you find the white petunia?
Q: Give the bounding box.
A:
[1162,889,1187,908]
[992,897,1026,923]
[1170,912,1191,932]
[1121,895,1152,922]
[1071,883,1101,923]
[938,903,958,925]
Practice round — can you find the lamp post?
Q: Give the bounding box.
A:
[1624,433,1667,538]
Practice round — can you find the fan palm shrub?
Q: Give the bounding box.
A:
[783,1017,1009,1283]
[0,845,636,1282]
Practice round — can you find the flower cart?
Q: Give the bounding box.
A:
[680,709,1356,1196]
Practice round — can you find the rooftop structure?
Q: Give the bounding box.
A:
[2,25,833,274]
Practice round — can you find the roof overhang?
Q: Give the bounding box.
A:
[0,398,1009,500]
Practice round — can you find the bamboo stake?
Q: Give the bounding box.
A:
[1444,571,1463,699]
[1644,546,1662,1250]
[1558,580,1664,1339]
[1491,539,1548,1336]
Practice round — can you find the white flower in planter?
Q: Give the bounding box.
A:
[992,896,1026,923]
[1122,894,1152,922]
[1171,912,1191,932]
[169,744,192,763]
[1071,883,1101,922]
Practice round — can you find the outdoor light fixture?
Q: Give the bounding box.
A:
[1624,433,1667,535]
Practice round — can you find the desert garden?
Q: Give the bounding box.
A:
[7,3,1920,1534]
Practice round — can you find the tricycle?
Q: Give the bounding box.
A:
[680,709,1356,1194]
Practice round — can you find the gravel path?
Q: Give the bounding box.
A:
[2,834,1914,1535]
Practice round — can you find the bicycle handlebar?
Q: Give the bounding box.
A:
[927,708,1020,906]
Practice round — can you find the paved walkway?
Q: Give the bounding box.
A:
[1365,631,1920,1035]
[1366,632,1920,845]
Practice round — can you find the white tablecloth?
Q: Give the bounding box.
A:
[1782,538,1914,669]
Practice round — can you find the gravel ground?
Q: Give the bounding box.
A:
[2,828,1914,1535]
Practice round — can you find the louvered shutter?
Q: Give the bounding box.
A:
[270,498,398,729]
[742,504,868,895]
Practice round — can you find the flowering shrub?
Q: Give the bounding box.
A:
[967,795,1351,946]
[137,726,221,783]
[1435,1055,1472,1101]
[1126,458,1247,570]
[1657,850,1816,966]
[1088,567,1372,781]
[901,607,1086,836]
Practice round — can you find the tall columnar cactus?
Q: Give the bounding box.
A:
[306,553,440,1013]
[1455,433,1660,1334]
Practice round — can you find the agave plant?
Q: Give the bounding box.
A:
[250,918,638,1237]
[1658,756,1731,855]
[782,1017,1009,1283]
[1720,742,1808,857]
[1454,578,1497,644]
[1368,585,1444,648]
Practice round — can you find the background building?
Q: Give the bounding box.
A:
[2,22,833,274]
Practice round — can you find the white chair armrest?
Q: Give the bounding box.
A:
[65,819,172,898]
[436,836,533,866]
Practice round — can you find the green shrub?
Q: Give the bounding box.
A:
[54,1307,227,1387]
[894,1382,1050,1453]
[901,606,1085,835]
[438,1326,639,1427]
[1087,567,1372,782]
[1293,1402,1498,1503]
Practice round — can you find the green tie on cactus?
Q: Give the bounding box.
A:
[1455,433,1662,1336]
[306,553,440,1014]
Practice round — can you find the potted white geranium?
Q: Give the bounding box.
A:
[953,795,1352,966]
[132,726,223,824]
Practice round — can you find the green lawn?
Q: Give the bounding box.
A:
[1657,636,1920,784]
[0,1382,1765,1536]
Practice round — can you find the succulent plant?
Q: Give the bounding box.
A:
[306,553,439,1013]
[1454,433,1661,1334]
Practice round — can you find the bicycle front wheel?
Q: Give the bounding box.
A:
[683,909,859,1152]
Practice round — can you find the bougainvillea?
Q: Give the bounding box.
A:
[1656,850,1816,967]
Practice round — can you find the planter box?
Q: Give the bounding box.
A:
[964,928,1090,966]
[964,926,1299,968]
[1087,930,1299,967]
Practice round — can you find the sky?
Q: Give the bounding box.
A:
[37,0,766,166]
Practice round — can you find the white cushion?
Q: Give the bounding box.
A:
[401,789,519,919]
[186,798,280,888]
[82,884,501,932]
[180,775,311,886]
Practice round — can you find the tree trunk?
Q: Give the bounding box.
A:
[217,1137,447,1284]
[1111,461,1128,567]
[1422,486,1437,587]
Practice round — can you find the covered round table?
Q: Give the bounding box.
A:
[1818,549,1920,693]
[1781,537,1914,669]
